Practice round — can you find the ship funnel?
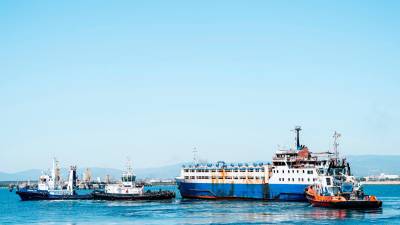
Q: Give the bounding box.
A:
[294,126,302,150]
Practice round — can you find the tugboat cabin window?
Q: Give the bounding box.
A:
[122,175,134,182]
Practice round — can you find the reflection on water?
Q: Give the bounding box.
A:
[0,185,399,224]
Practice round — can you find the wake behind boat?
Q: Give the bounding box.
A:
[92,159,175,201]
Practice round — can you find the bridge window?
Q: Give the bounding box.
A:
[184,169,189,172]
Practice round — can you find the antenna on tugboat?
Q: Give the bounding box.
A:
[293,126,302,150]
[333,131,341,159]
[125,156,133,173]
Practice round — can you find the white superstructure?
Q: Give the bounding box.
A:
[104,159,144,195]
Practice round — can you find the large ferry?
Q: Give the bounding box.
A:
[176,127,334,201]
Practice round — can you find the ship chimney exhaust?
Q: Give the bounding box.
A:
[294,126,302,150]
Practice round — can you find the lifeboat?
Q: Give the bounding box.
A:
[305,185,382,209]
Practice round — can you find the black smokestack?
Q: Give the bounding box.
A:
[295,126,302,150]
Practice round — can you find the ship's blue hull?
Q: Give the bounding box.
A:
[177,181,267,199]
[16,188,92,201]
[177,181,308,201]
[269,184,308,201]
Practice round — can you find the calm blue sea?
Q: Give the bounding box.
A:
[1,185,399,224]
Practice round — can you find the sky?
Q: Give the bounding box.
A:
[0,0,399,172]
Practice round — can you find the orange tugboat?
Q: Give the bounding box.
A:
[305,132,382,209]
[305,185,382,209]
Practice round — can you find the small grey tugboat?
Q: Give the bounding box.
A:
[92,160,175,201]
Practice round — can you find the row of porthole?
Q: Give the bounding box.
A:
[184,176,265,180]
[277,177,317,182]
[184,169,265,173]
[272,169,314,174]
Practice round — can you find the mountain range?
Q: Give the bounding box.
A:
[1,155,399,181]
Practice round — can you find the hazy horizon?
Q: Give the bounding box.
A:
[1,1,399,172]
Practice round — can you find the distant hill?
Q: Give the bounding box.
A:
[1,155,399,181]
[0,164,183,181]
[346,155,400,177]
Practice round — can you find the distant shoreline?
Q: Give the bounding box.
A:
[361,181,400,185]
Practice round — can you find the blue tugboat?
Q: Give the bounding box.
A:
[16,159,92,201]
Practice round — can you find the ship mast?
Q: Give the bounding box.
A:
[192,147,198,164]
[333,131,341,159]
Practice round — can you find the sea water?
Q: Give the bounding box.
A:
[1,185,399,224]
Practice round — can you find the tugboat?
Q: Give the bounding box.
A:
[92,159,175,201]
[305,132,382,209]
[16,158,92,201]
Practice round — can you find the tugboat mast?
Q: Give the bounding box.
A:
[333,131,341,159]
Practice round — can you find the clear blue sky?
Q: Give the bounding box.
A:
[0,1,399,172]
